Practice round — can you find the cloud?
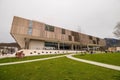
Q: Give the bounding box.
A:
[0,0,120,42]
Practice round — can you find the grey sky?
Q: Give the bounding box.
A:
[0,0,120,42]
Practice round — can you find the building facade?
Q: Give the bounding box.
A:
[10,16,106,50]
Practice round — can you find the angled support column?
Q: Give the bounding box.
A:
[24,38,30,49]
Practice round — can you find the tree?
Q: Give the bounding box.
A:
[113,22,120,38]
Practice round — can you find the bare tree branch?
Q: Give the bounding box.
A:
[114,22,120,39]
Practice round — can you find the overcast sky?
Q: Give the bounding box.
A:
[0,0,120,43]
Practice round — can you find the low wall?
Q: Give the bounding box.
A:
[18,49,83,56]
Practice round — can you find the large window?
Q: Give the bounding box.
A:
[60,43,71,50]
[62,29,65,34]
[71,31,80,42]
[45,42,58,49]
[89,36,92,40]
[93,40,96,44]
[68,35,72,41]
[45,24,54,32]
[96,38,100,41]
[28,20,33,35]
[96,38,100,44]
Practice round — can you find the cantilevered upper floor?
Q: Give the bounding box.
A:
[10,16,106,50]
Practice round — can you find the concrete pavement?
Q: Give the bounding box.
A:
[66,54,120,71]
[0,55,67,66]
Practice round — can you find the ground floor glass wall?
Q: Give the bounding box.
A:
[44,42,82,50]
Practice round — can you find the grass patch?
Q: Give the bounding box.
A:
[74,52,120,66]
[0,54,67,63]
[0,57,120,80]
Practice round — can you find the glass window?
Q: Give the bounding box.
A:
[93,40,96,44]
[45,24,54,32]
[89,36,92,40]
[62,29,65,34]
[28,20,33,35]
[68,35,72,41]
[45,42,58,50]
[71,31,79,42]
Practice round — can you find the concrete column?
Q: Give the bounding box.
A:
[87,45,89,51]
[75,45,77,50]
[24,38,30,49]
[58,42,60,50]
[80,44,82,50]
[71,44,74,50]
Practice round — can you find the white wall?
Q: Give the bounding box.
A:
[29,40,44,49]
[18,49,83,56]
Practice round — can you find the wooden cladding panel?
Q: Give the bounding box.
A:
[32,29,40,37]
[66,30,71,35]
[12,17,19,26]
[32,21,45,38]
[54,27,61,40]
[13,16,29,27]
[11,16,106,46]
[19,27,28,35]
[80,34,89,45]
[33,21,41,29]
[44,31,55,39]
[12,25,19,34]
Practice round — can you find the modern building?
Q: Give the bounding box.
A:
[10,16,106,50]
[104,38,120,47]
